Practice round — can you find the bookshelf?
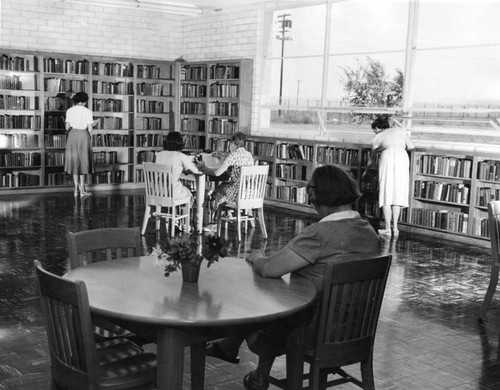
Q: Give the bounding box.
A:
[0,49,178,192]
[179,59,252,153]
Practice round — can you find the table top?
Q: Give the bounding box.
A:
[64,256,316,328]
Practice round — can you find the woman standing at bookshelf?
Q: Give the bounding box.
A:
[364,115,414,236]
[64,92,95,197]
[197,131,254,224]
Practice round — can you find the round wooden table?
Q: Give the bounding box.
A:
[65,256,317,390]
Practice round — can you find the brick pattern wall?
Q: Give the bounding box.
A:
[0,0,183,60]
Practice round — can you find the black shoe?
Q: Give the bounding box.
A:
[243,370,269,390]
[206,342,240,364]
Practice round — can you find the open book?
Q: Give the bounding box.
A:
[200,153,223,169]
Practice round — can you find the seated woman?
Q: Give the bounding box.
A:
[155,131,201,204]
[197,131,254,222]
[206,165,381,390]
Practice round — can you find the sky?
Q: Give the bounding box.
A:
[265,0,500,106]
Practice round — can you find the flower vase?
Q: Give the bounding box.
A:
[181,261,201,283]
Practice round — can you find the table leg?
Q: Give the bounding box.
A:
[285,322,305,390]
[157,328,186,390]
[195,174,205,233]
[190,342,206,390]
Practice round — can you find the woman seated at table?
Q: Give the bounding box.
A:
[155,131,201,204]
[197,131,254,222]
[206,165,381,390]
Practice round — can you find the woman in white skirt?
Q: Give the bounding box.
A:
[64,92,94,197]
[364,116,414,237]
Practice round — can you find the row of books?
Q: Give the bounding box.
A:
[276,143,313,161]
[46,172,72,186]
[0,172,40,188]
[92,62,133,77]
[92,81,133,95]
[180,118,205,132]
[45,151,65,166]
[358,197,382,218]
[181,102,206,115]
[207,137,228,152]
[92,134,131,147]
[473,217,490,238]
[317,147,359,166]
[181,84,207,98]
[136,82,173,97]
[93,117,124,130]
[1,134,39,148]
[0,55,37,72]
[209,65,240,80]
[137,99,172,114]
[93,151,119,164]
[135,117,166,131]
[44,58,89,75]
[208,102,238,117]
[136,150,156,163]
[208,118,237,134]
[185,135,205,150]
[91,170,126,184]
[136,134,163,147]
[0,75,25,90]
[276,163,308,181]
[45,96,70,111]
[44,78,89,93]
[418,154,473,179]
[45,134,66,148]
[360,175,379,192]
[1,151,41,167]
[245,141,275,157]
[275,183,307,204]
[360,149,380,166]
[181,66,207,81]
[1,94,36,110]
[477,160,500,182]
[476,187,500,207]
[209,83,239,98]
[0,115,41,130]
[410,208,469,233]
[414,180,470,204]
[45,114,65,130]
[137,64,174,80]
[92,99,124,113]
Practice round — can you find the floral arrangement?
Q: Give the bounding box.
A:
[151,234,228,277]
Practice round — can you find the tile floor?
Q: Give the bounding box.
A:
[1,190,500,389]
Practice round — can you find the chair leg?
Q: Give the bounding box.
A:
[360,358,375,390]
[480,264,500,318]
[155,206,161,231]
[141,205,151,235]
[236,209,242,242]
[170,205,177,237]
[257,208,267,239]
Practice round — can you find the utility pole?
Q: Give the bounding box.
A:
[276,13,292,118]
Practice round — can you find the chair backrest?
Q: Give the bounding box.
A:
[34,260,98,389]
[312,255,392,367]
[488,201,500,266]
[236,165,269,209]
[143,162,176,208]
[67,227,142,269]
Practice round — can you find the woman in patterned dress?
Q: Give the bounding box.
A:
[364,116,414,237]
[197,132,254,222]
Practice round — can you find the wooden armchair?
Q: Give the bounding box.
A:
[269,255,392,390]
[141,162,191,236]
[34,260,157,390]
[216,164,269,241]
[479,200,500,319]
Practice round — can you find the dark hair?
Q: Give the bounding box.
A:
[371,116,391,130]
[72,92,89,104]
[230,132,246,148]
[163,131,185,151]
[306,165,360,208]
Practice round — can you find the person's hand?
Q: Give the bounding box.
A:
[246,249,263,264]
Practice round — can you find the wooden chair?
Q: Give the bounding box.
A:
[269,255,392,390]
[34,260,157,390]
[141,162,191,237]
[67,227,152,343]
[480,200,500,319]
[216,164,269,242]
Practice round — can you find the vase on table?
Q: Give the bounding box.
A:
[181,261,201,283]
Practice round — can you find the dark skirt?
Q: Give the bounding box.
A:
[64,129,94,175]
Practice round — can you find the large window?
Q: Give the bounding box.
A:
[259,0,500,141]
